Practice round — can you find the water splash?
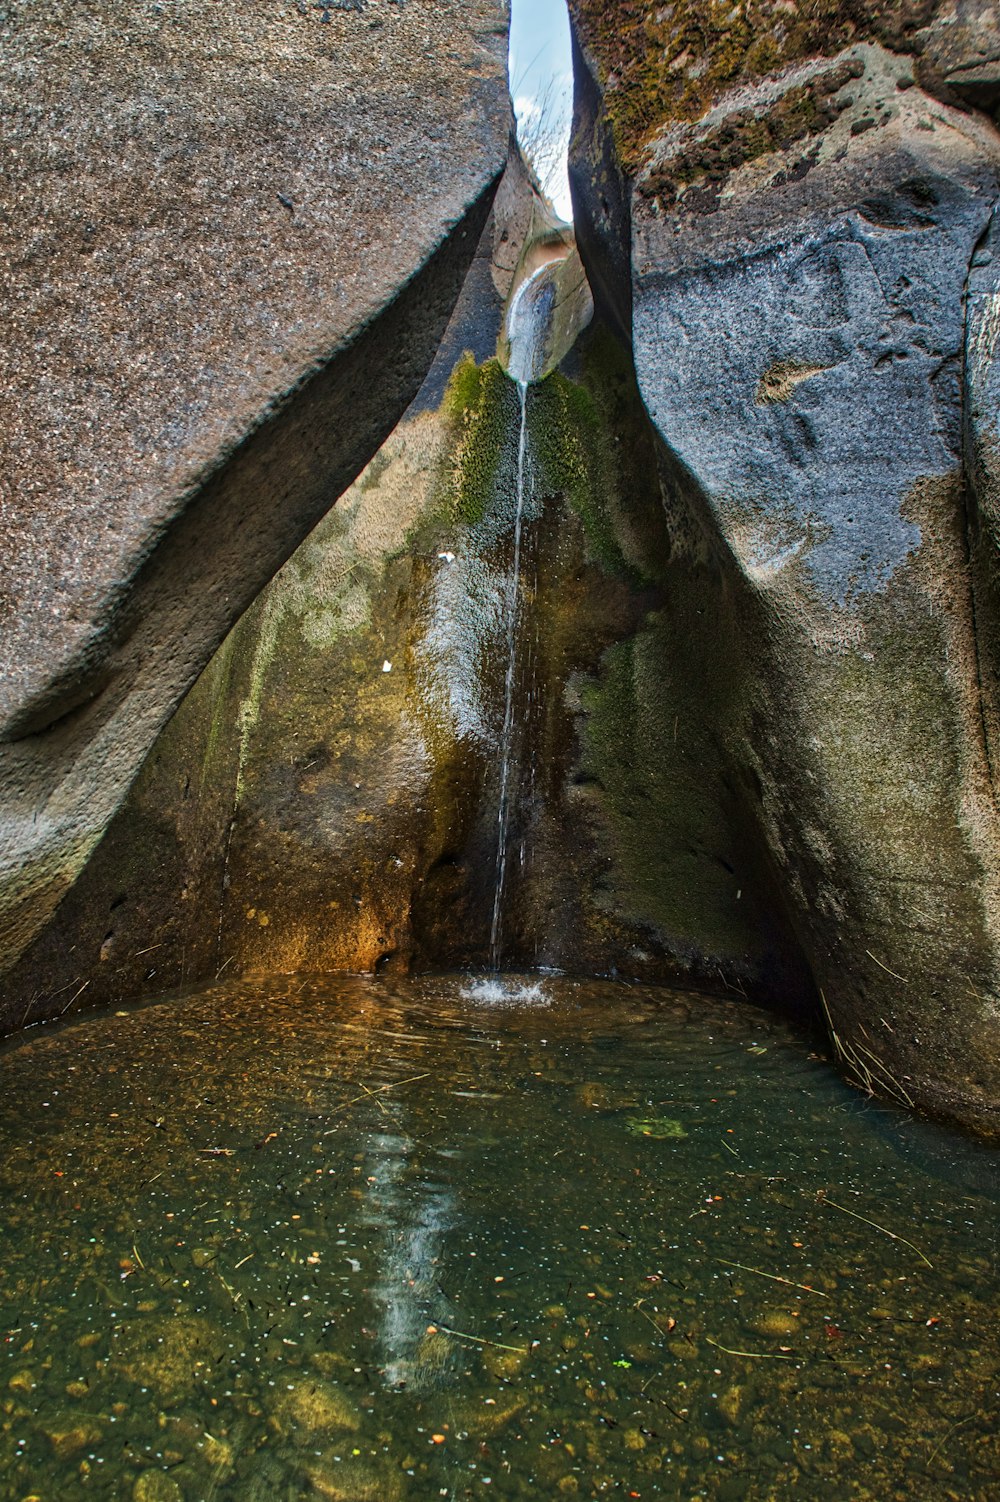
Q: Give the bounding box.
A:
[462,975,549,1006]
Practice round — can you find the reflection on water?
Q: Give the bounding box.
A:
[0,973,997,1501]
[362,1117,455,1392]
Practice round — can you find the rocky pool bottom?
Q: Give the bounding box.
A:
[0,974,997,1502]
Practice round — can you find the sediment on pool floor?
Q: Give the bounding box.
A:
[0,972,997,1501]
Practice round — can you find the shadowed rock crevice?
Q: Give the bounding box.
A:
[0,184,815,1030]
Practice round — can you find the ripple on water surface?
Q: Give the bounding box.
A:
[0,973,997,1501]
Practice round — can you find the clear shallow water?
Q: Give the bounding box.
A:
[0,973,997,1502]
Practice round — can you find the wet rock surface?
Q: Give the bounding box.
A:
[114,1314,232,1405]
[0,0,509,982]
[1,300,811,1018]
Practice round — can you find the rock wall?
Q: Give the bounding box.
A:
[8,0,1000,1138]
[569,0,1000,1133]
[0,186,814,1026]
[0,0,510,982]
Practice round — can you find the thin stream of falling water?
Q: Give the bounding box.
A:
[487,260,556,970]
[489,377,529,970]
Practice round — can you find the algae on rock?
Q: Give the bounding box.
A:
[0,300,810,1013]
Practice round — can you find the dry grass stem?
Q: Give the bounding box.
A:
[819,1195,933,1268]
[324,1073,431,1128]
[926,1413,979,1470]
[864,949,909,983]
[716,1257,830,1299]
[437,1322,528,1354]
[705,1336,797,1361]
[819,989,913,1107]
[60,979,91,1016]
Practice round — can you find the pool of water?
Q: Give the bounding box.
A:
[0,973,997,1501]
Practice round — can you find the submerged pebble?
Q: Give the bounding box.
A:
[624,1113,687,1138]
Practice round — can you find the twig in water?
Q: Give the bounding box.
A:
[720,1137,740,1157]
[819,987,844,1057]
[60,979,90,1016]
[323,1073,430,1127]
[357,1081,389,1115]
[214,1268,250,1327]
[705,1336,797,1361]
[864,949,908,984]
[850,1041,914,1108]
[633,1299,677,1339]
[132,1243,145,1270]
[23,975,80,1026]
[819,990,913,1106]
[435,1322,528,1354]
[926,1413,979,1470]
[716,1258,830,1299]
[639,1374,689,1421]
[19,991,41,1028]
[818,1194,932,1268]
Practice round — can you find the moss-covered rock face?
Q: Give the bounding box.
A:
[0,303,812,1022]
[569,0,1000,1133]
[569,1,997,173]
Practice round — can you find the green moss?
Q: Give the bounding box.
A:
[641,58,864,210]
[441,354,516,526]
[442,350,484,424]
[569,0,944,173]
[805,606,968,883]
[443,327,664,582]
[518,322,673,585]
[579,631,698,935]
[197,629,240,799]
[564,473,805,991]
[625,1114,687,1139]
[532,373,630,577]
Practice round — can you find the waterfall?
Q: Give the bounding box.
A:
[488,264,553,971]
[489,376,530,971]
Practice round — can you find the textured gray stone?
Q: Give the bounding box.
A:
[631,46,995,603]
[0,0,510,972]
[569,11,1000,1131]
[919,0,1000,115]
